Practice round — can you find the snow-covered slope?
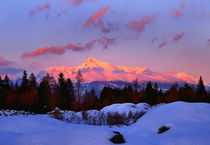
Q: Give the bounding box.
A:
[38,57,198,84]
[0,102,210,145]
[0,115,113,145]
[121,102,210,145]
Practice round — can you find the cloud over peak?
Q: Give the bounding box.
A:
[22,38,115,59]
[158,41,167,49]
[29,3,51,17]
[172,32,185,42]
[83,5,110,27]
[128,14,158,33]
[68,0,84,6]
[173,2,186,18]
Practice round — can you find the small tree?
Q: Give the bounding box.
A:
[58,72,67,110]
[196,76,207,102]
[145,82,157,106]
[37,73,53,113]
[75,70,84,110]
[66,78,75,110]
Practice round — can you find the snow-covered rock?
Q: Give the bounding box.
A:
[101,103,150,115]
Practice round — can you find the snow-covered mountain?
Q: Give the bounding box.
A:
[38,57,198,84]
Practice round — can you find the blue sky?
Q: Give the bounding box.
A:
[0,0,210,82]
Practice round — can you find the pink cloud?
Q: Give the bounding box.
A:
[128,14,158,33]
[0,56,13,67]
[95,21,106,33]
[196,12,210,18]
[68,0,84,5]
[29,3,51,17]
[22,38,115,58]
[173,2,186,18]
[83,5,110,27]
[172,32,185,42]
[180,2,186,10]
[68,0,96,6]
[207,39,210,45]
[22,47,65,58]
[174,11,184,18]
[95,20,119,33]
[98,37,115,49]
[158,41,167,49]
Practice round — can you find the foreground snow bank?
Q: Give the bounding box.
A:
[0,115,114,145]
[122,102,210,145]
[0,102,210,145]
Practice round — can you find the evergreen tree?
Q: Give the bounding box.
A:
[58,72,68,110]
[196,76,207,101]
[66,78,75,109]
[29,73,37,88]
[28,73,38,111]
[132,79,139,91]
[83,88,99,110]
[145,82,156,106]
[37,73,52,113]
[20,70,29,94]
[18,71,32,110]
[165,83,179,103]
[179,84,196,102]
[100,87,113,108]
[1,75,11,109]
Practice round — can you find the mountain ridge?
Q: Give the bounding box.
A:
[38,57,199,84]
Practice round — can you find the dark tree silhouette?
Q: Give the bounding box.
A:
[75,70,84,110]
[83,88,99,110]
[66,78,75,110]
[196,76,207,101]
[37,73,53,113]
[145,82,156,106]
[165,83,179,103]
[58,72,68,110]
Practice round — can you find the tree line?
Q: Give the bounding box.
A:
[100,77,210,107]
[0,70,209,113]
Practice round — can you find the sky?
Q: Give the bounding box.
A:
[0,0,210,82]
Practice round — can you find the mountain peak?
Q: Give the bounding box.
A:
[86,57,100,64]
[80,57,114,69]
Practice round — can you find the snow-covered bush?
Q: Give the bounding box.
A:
[0,110,32,116]
[49,103,150,126]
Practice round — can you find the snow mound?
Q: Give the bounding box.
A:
[101,103,150,115]
[123,102,210,145]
